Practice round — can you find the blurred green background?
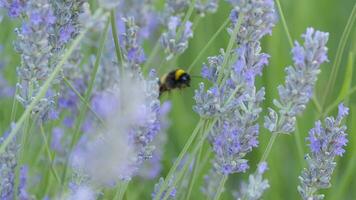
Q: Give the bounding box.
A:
[0,0,355,199]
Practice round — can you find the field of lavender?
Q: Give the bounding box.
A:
[0,0,355,199]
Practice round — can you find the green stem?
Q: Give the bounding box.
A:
[319,85,356,118]
[217,13,244,85]
[153,119,205,200]
[162,150,195,200]
[143,42,161,73]
[0,9,104,155]
[113,181,129,200]
[260,132,279,163]
[185,125,205,200]
[330,152,356,200]
[293,123,304,160]
[312,96,322,114]
[213,175,228,200]
[165,119,216,200]
[275,0,293,47]
[61,15,110,187]
[10,86,19,122]
[62,77,105,125]
[321,3,356,107]
[187,17,230,73]
[110,9,125,74]
[40,125,61,184]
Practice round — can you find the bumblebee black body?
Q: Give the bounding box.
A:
[159,69,191,96]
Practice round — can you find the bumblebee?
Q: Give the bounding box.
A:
[159,69,191,96]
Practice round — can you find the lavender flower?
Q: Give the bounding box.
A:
[139,101,171,179]
[160,16,193,60]
[121,17,146,74]
[194,49,266,175]
[298,103,349,200]
[14,0,57,120]
[152,177,177,200]
[234,162,270,200]
[264,28,329,134]
[0,123,19,199]
[194,0,277,176]
[228,0,277,44]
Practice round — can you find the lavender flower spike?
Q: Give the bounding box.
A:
[228,0,278,44]
[0,123,17,199]
[298,103,349,200]
[160,16,193,60]
[265,28,329,134]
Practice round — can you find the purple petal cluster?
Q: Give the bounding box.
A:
[0,0,25,18]
[0,129,17,199]
[298,103,349,200]
[160,16,193,60]
[234,162,270,200]
[264,28,329,134]
[0,123,29,199]
[228,0,277,44]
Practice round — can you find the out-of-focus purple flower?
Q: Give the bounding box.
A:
[201,169,225,199]
[18,165,30,199]
[91,92,119,119]
[234,162,270,200]
[51,127,64,152]
[0,0,25,18]
[265,28,329,134]
[195,0,218,16]
[298,104,349,200]
[71,74,161,184]
[63,117,74,128]
[68,185,96,200]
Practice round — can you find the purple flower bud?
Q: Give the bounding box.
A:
[59,25,75,43]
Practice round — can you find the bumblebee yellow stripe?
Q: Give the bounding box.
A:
[175,69,185,80]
